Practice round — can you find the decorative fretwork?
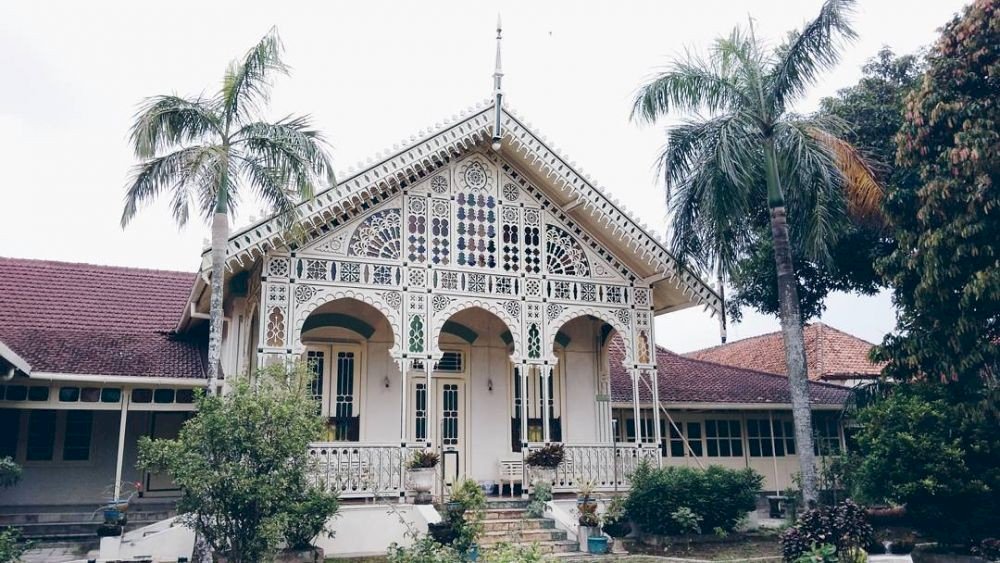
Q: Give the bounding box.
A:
[456,192,497,268]
[372,265,394,285]
[460,160,491,192]
[504,300,520,319]
[527,324,541,359]
[267,257,290,278]
[266,306,285,347]
[523,209,542,274]
[295,285,317,305]
[615,308,631,326]
[546,303,564,321]
[349,208,402,259]
[546,224,591,277]
[430,200,450,265]
[382,291,402,310]
[502,182,519,202]
[340,263,361,283]
[430,175,449,195]
[501,207,520,273]
[432,295,452,313]
[406,198,427,264]
[408,315,424,353]
[637,331,651,364]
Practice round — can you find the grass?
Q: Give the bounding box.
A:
[623,532,783,561]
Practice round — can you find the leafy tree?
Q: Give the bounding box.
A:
[728,48,923,321]
[874,0,999,384]
[121,28,335,393]
[0,458,27,563]
[631,0,880,503]
[138,363,338,563]
[851,382,999,544]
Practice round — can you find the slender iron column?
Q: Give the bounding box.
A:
[541,365,552,443]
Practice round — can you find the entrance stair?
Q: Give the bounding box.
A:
[0,499,177,541]
[480,499,579,555]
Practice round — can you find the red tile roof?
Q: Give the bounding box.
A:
[608,336,850,406]
[0,257,204,379]
[684,323,883,381]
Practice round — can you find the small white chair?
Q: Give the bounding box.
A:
[498,458,523,498]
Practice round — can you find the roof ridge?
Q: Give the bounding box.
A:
[683,327,784,356]
[0,256,196,278]
[652,341,836,384]
[815,321,879,347]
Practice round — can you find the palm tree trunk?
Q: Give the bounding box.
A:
[207,210,228,395]
[764,141,818,506]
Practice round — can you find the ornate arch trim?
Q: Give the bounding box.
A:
[293,287,401,355]
[547,306,634,367]
[431,298,522,361]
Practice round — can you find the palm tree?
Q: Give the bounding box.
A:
[121,28,335,395]
[632,0,879,504]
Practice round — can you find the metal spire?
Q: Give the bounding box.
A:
[491,14,504,151]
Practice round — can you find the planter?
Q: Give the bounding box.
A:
[610,537,628,554]
[408,467,437,504]
[530,466,556,485]
[577,525,596,551]
[275,546,325,562]
[587,535,609,554]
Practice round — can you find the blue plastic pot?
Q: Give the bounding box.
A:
[587,535,609,554]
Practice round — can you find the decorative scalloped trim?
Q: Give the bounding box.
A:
[547,306,634,367]
[292,287,402,356]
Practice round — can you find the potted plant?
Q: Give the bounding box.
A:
[525,444,564,486]
[602,496,631,553]
[576,479,597,507]
[577,501,601,551]
[406,450,439,504]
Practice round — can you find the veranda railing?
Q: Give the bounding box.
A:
[307,442,424,499]
[523,442,660,493]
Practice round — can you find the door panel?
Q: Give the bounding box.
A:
[438,380,465,487]
[145,412,188,493]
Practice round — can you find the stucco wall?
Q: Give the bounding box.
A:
[0,410,150,506]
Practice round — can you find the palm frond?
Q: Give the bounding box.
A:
[121,145,226,228]
[631,55,749,123]
[238,157,299,228]
[221,27,289,126]
[235,115,335,199]
[768,0,857,111]
[129,95,221,158]
[806,128,883,223]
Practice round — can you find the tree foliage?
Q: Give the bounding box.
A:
[851,382,999,544]
[632,0,877,504]
[0,458,26,563]
[728,48,923,321]
[138,363,338,563]
[874,0,999,383]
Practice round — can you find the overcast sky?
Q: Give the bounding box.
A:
[0,0,968,352]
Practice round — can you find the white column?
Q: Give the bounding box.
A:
[520,365,529,446]
[113,392,131,501]
[541,365,552,443]
[631,369,643,446]
[650,368,662,462]
[425,360,435,448]
[399,359,411,444]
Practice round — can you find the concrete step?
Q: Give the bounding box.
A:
[484,499,530,509]
[0,510,174,526]
[533,540,581,554]
[483,508,530,520]
[479,528,568,545]
[11,516,169,540]
[482,518,554,532]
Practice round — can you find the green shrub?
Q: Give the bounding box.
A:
[780,500,874,562]
[671,507,703,535]
[283,486,339,550]
[0,458,20,489]
[480,541,543,562]
[0,527,27,563]
[625,464,763,536]
[795,543,838,563]
[406,451,440,469]
[387,534,458,563]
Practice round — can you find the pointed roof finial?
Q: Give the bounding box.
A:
[491,13,504,151]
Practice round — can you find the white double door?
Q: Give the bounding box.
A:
[409,375,466,486]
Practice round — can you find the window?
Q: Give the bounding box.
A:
[747,418,796,457]
[686,422,703,456]
[331,351,358,441]
[668,422,685,457]
[62,411,93,461]
[813,414,842,455]
[413,351,464,373]
[705,420,743,457]
[58,387,80,402]
[661,420,702,457]
[0,409,18,459]
[26,410,57,461]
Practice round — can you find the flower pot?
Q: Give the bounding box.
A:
[408,467,436,504]
[587,535,609,554]
[577,525,595,551]
[531,466,556,485]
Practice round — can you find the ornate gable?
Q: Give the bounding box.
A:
[208,102,720,316]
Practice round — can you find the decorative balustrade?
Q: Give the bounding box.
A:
[524,442,660,493]
[308,442,423,499]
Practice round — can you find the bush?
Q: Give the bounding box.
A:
[524,444,564,468]
[602,496,631,538]
[795,543,838,563]
[138,363,339,563]
[387,534,458,563]
[0,527,27,563]
[625,464,763,536]
[283,486,340,550]
[526,481,552,518]
[480,541,543,562]
[0,458,20,489]
[780,500,875,562]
